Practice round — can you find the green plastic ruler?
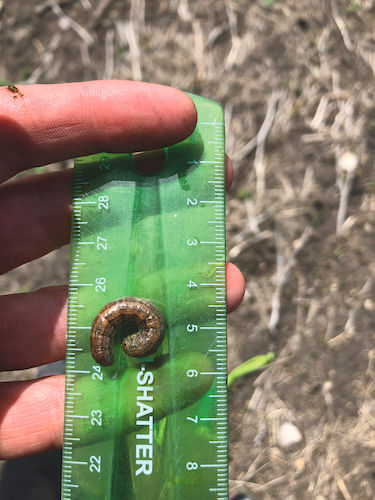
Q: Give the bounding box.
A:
[61,94,227,499]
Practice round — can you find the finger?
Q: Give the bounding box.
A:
[0,81,197,182]
[0,263,245,370]
[0,286,67,370]
[1,154,233,274]
[0,375,64,459]
[0,170,72,274]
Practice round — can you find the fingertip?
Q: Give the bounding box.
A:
[225,155,234,191]
[149,85,197,146]
[96,81,198,151]
[226,262,245,313]
[174,89,198,136]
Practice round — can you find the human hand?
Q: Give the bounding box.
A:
[0,81,245,459]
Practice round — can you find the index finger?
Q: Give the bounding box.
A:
[0,80,197,182]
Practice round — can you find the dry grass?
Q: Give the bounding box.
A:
[1,0,375,498]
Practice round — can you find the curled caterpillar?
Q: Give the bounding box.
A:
[90,297,165,366]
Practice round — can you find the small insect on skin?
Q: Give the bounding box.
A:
[7,84,24,98]
[90,297,165,366]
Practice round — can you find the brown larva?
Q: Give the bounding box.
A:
[90,297,165,366]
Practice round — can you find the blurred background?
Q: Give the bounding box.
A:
[1,0,375,498]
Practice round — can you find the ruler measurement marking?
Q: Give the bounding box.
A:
[200,282,225,286]
[200,464,225,468]
[65,460,88,465]
[200,417,226,421]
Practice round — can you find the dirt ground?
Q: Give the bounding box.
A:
[1,0,375,498]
